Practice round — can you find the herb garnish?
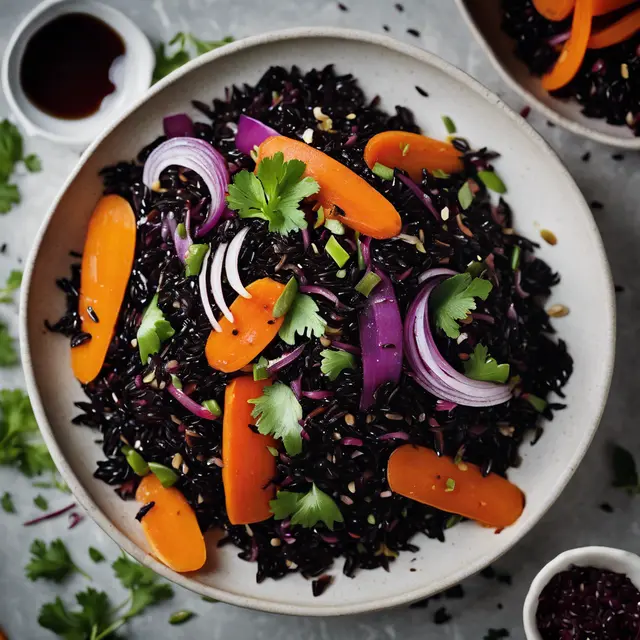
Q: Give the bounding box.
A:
[270,484,344,530]
[137,293,175,363]
[26,538,90,583]
[464,344,510,383]
[320,349,356,381]
[278,293,326,345]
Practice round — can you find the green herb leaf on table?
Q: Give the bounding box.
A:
[0,321,18,366]
[441,115,457,135]
[249,382,303,456]
[0,269,23,302]
[226,152,320,236]
[137,293,175,363]
[24,153,42,173]
[34,494,48,511]
[431,273,493,339]
[187,34,234,55]
[270,484,344,530]
[88,547,105,564]
[1,491,15,513]
[278,293,326,345]
[169,610,195,625]
[0,120,23,181]
[611,444,640,493]
[320,349,356,381]
[0,182,20,214]
[0,389,56,477]
[26,539,89,583]
[464,344,510,384]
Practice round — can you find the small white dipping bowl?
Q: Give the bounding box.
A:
[523,546,640,639]
[1,0,154,148]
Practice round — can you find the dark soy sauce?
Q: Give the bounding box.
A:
[20,13,125,120]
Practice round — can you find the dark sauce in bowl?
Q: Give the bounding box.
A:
[20,13,125,120]
[536,564,640,639]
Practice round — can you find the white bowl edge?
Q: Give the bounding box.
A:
[18,27,617,616]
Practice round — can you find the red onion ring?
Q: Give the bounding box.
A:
[235,115,280,155]
[167,384,216,420]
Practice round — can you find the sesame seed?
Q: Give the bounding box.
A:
[456,332,468,345]
[320,336,332,347]
[197,494,204,504]
[385,412,403,421]
[302,128,314,144]
[171,453,183,469]
[346,113,356,120]
[341,495,354,505]
[621,63,629,79]
[540,229,557,245]
[245,524,254,537]
[181,463,189,475]
[142,371,155,384]
[344,413,355,426]
[366,414,375,424]
[441,206,450,221]
[170,414,181,425]
[348,481,356,493]
[332,431,342,441]
[499,425,515,437]
[286,559,298,569]
[380,490,393,498]
[172,301,181,309]
[547,304,569,318]
[158,381,166,390]
[457,462,469,471]
[130,338,138,348]
[270,538,282,547]
[502,227,515,235]
[212,457,224,468]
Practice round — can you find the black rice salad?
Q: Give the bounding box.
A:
[49,65,572,589]
[501,0,640,134]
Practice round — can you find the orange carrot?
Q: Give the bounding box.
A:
[363,131,464,182]
[135,474,206,572]
[205,278,285,373]
[533,0,575,21]
[593,0,638,15]
[542,0,595,91]
[257,136,401,239]
[387,445,525,528]
[71,195,136,384]
[223,376,277,525]
[588,7,640,48]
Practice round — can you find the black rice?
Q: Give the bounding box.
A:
[49,65,572,585]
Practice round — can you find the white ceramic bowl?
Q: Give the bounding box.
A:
[20,27,615,616]
[523,547,640,639]
[454,0,640,149]
[1,0,154,148]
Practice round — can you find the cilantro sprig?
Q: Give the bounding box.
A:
[278,292,326,345]
[320,349,356,381]
[0,269,22,303]
[26,539,90,583]
[137,293,175,363]
[463,344,509,384]
[249,382,303,455]
[270,484,344,530]
[226,152,320,236]
[431,273,493,339]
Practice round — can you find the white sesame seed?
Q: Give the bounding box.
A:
[311,243,319,254]
[348,481,356,494]
[270,538,282,547]
[197,494,204,504]
[627,112,635,126]
[171,453,183,469]
[181,463,189,475]
[621,63,630,79]
[457,332,468,345]
[170,414,181,425]
[547,304,569,318]
[346,113,356,120]
[112,392,119,403]
[385,412,403,421]
[158,381,166,390]
[285,560,298,569]
[332,431,342,440]
[130,338,138,348]
[245,524,253,537]
[499,425,515,437]
[366,414,375,424]
[344,413,355,426]
[441,206,450,221]
[380,490,393,498]
[302,128,314,144]
[172,301,181,309]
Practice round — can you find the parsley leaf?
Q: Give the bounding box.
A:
[0,321,18,366]
[0,389,56,477]
[1,491,15,513]
[88,547,105,563]
[249,383,303,455]
[431,273,493,339]
[278,293,326,345]
[0,269,22,302]
[137,293,175,363]
[26,539,89,583]
[612,444,640,494]
[226,152,320,236]
[0,182,20,214]
[269,484,344,530]
[320,349,356,381]
[463,344,509,383]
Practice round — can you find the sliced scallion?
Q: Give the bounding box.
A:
[148,462,178,488]
[314,206,325,229]
[176,222,187,239]
[273,277,299,318]
[253,356,269,381]
[169,610,195,625]
[122,445,149,476]
[477,170,507,194]
[442,115,457,135]
[355,271,382,297]
[458,181,474,210]
[324,218,345,235]
[325,236,350,268]
[170,374,182,390]
[511,245,521,271]
[526,394,547,413]
[372,162,394,181]
[184,244,208,277]
[202,399,221,416]
[336,269,347,279]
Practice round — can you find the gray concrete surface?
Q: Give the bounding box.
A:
[0,1,638,638]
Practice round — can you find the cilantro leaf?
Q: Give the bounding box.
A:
[88,547,105,563]
[269,484,344,530]
[0,321,18,366]
[0,120,23,182]
[34,494,48,510]
[1,491,15,513]
[278,293,326,345]
[463,344,509,383]
[137,293,175,363]
[320,349,356,381]
[431,273,493,339]
[612,444,640,493]
[249,383,303,455]
[0,269,23,302]
[0,182,20,214]
[0,389,56,477]
[24,153,42,173]
[226,152,319,236]
[26,539,88,583]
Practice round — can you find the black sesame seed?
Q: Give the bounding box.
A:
[590,200,604,209]
[415,85,429,97]
[546,120,556,127]
[615,284,625,293]
[581,152,591,162]
[407,28,420,38]
[232,329,239,336]
[599,502,614,513]
[267,319,275,325]
[135,501,155,521]
[337,2,348,10]
[383,24,390,32]
[0,243,6,254]
[395,2,404,11]
[612,153,625,161]
[70,332,92,348]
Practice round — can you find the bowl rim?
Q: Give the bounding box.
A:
[19,26,616,616]
[522,547,640,639]
[453,0,640,150]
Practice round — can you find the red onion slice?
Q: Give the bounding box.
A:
[299,285,343,308]
[211,242,233,322]
[396,172,440,221]
[266,343,306,375]
[142,138,229,238]
[167,384,216,420]
[198,248,222,333]
[163,113,195,138]
[225,226,251,299]
[235,115,280,155]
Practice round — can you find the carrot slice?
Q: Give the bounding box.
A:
[542,0,595,91]
[593,0,638,16]
[257,136,401,240]
[205,277,285,373]
[589,6,640,48]
[387,445,525,528]
[364,131,464,183]
[135,474,206,572]
[223,376,277,525]
[71,195,136,384]
[533,0,575,21]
